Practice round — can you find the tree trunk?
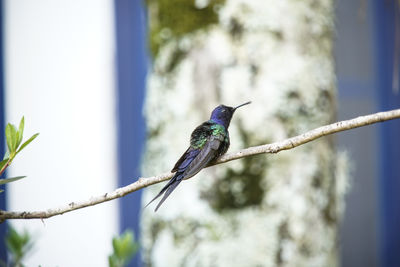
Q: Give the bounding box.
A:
[141,0,348,266]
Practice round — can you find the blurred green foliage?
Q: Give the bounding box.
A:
[0,228,139,267]
[1,226,34,267]
[108,230,139,267]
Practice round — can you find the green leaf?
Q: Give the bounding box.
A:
[16,117,25,148]
[16,133,39,155]
[5,124,12,152]
[0,176,26,185]
[0,159,9,171]
[113,231,138,260]
[3,150,9,160]
[108,255,118,267]
[109,230,138,267]
[5,124,18,153]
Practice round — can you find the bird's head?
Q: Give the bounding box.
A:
[210,101,251,128]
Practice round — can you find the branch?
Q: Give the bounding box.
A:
[1,108,399,221]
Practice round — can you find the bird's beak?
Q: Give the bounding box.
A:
[233,101,251,111]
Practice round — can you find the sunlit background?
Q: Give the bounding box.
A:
[0,0,399,267]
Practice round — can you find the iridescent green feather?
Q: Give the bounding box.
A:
[190,121,227,149]
[211,124,227,136]
[192,138,207,149]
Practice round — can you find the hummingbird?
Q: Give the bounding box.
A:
[145,101,251,212]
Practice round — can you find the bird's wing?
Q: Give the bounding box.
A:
[145,133,223,212]
[171,121,213,172]
[182,135,223,179]
[171,147,200,172]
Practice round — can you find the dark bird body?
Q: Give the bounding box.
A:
[145,101,251,211]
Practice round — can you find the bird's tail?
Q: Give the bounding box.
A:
[144,172,184,212]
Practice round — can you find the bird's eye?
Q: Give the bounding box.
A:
[222,110,226,113]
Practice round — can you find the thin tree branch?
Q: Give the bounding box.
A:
[1,108,399,221]
[0,159,11,177]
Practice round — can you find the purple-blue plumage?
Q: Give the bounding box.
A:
[145,101,251,211]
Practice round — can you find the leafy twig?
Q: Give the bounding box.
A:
[0,117,39,191]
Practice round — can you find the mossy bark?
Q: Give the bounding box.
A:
[141,0,348,266]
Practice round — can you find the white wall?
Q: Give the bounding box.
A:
[4,1,119,266]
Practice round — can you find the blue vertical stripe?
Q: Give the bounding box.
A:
[0,0,8,262]
[114,0,147,266]
[373,0,400,266]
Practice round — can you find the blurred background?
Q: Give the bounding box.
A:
[0,0,399,267]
